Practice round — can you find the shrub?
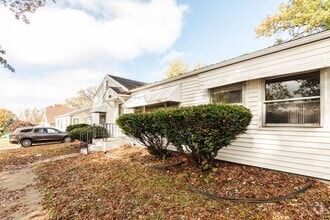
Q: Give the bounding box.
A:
[68,125,108,142]
[159,104,252,169]
[66,123,89,132]
[116,112,170,158]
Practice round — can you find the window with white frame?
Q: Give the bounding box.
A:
[264,71,320,126]
[210,83,243,104]
[72,118,80,125]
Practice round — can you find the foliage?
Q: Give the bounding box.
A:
[0,0,55,72]
[0,108,16,133]
[0,46,14,72]
[116,113,170,158]
[68,125,107,142]
[0,142,80,172]
[8,119,34,131]
[166,58,189,78]
[33,146,330,219]
[256,0,330,39]
[0,0,55,23]
[65,86,97,108]
[159,104,252,169]
[66,123,89,133]
[194,61,207,70]
[19,108,43,124]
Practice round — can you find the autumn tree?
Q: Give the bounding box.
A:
[8,120,34,131]
[166,58,189,78]
[255,0,330,39]
[0,108,16,133]
[194,62,206,70]
[65,86,98,108]
[19,108,44,124]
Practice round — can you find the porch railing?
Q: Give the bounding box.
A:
[101,123,125,138]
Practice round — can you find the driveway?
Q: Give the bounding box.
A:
[0,138,20,150]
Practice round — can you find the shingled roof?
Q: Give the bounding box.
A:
[108,75,147,90]
[44,104,77,124]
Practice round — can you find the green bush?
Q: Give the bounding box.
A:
[66,123,89,132]
[159,104,252,169]
[68,125,108,142]
[116,112,170,158]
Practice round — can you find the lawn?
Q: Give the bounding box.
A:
[34,145,330,219]
[0,142,81,172]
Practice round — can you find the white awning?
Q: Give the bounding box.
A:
[124,85,181,108]
[123,93,147,108]
[90,103,107,113]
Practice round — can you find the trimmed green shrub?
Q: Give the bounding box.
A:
[159,104,252,169]
[66,123,89,132]
[116,112,170,158]
[68,125,108,142]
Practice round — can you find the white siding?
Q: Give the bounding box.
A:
[215,75,330,180]
[202,38,330,89]
[125,34,330,180]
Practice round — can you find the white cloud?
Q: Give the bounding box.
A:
[0,0,188,66]
[0,68,105,115]
[159,49,185,64]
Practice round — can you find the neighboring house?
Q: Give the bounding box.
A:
[91,75,147,126]
[41,104,77,128]
[121,31,330,180]
[55,107,92,131]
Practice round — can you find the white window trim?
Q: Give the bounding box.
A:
[262,71,323,128]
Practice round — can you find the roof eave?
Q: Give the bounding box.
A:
[130,31,330,92]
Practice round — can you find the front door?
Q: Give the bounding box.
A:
[99,113,106,124]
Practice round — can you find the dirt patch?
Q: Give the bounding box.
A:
[0,143,81,220]
[0,165,48,220]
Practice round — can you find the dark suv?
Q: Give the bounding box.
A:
[10,127,72,147]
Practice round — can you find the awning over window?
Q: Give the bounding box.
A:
[124,85,181,108]
[90,103,107,113]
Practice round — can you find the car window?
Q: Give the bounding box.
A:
[47,128,59,134]
[20,129,33,133]
[34,128,47,133]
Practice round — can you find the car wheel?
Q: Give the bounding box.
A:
[21,139,32,147]
[63,136,72,143]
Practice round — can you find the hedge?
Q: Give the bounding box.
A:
[66,123,89,132]
[159,104,252,169]
[68,125,108,142]
[116,113,170,158]
[117,104,252,169]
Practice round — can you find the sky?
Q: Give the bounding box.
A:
[0,0,286,115]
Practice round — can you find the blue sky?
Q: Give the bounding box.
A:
[0,0,285,114]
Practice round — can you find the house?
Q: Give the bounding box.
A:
[94,31,330,180]
[55,107,92,131]
[41,104,77,128]
[91,75,147,125]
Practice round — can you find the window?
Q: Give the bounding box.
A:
[145,102,179,113]
[34,128,47,133]
[264,72,320,126]
[210,83,243,104]
[72,118,80,125]
[47,128,59,134]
